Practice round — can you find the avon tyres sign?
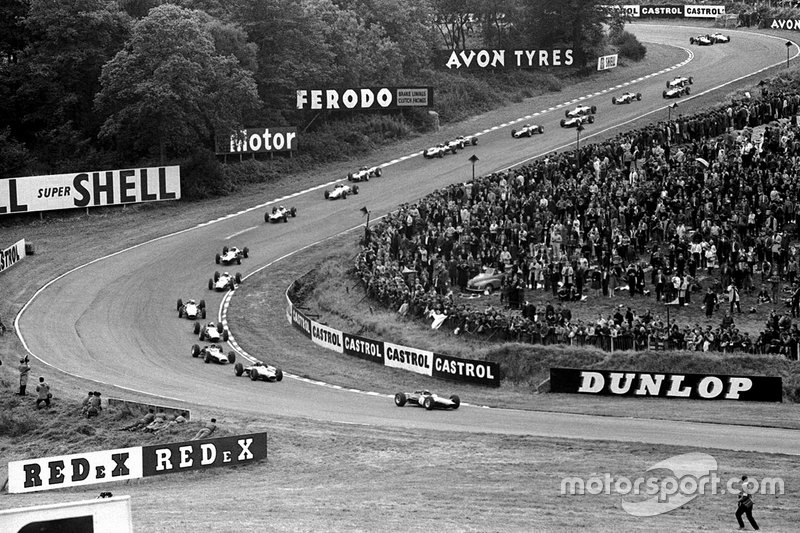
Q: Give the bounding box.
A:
[684,5,725,18]
[769,19,800,31]
[433,353,500,387]
[439,49,574,69]
[0,238,26,274]
[0,166,180,215]
[384,341,433,376]
[142,433,267,477]
[549,368,783,402]
[217,127,298,155]
[343,332,384,364]
[296,87,432,110]
[640,5,683,17]
[8,447,143,493]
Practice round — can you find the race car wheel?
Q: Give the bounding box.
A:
[611,98,617,105]
[538,126,543,134]
[276,369,283,382]
[688,77,693,84]
[690,38,695,44]
[342,192,347,199]
[250,369,258,381]
[564,109,570,118]
[376,168,382,176]
[216,323,224,334]
[290,208,297,217]
[590,105,596,114]
[511,129,517,137]
[560,119,566,127]
[204,353,211,364]
[347,174,353,181]
[243,247,249,258]
[272,207,277,214]
[234,362,244,377]
[199,299,206,309]
[587,116,594,124]
[237,257,241,264]
[264,212,269,223]
[208,279,213,290]
[685,87,691,95]
[235,273,242,284]
[636,93,641,100]
[214,271,220,282]
[199,330,206,341]
[201,308,206,319]
[178,308,184,318]
[662,91,668,99]
[283,215,288,223]
[437,151,443,158]
[450,395,461,409]
[223,246,228,255]
[423,396,434,410]
[177,298,183,311]
[394,393,407,407]
[324,191,330,199]
[353,186,359,194]
[192,344,200,358]
[194,322,201,334]
[223,330,229,342]
[227,352,236,364]
[471,138,478,145]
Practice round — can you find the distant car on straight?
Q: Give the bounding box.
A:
[394,390,460,410]
[191,344,236,364]
[234,361,283,382]
[208,271,242,291]
[324,183,358,200]
[689,34,713,46]
[663,85,690,99]
[709,33,730,43]
[560,114,594,128]
[194,321,229,342]
[611,92,641,105]
[422,143,454,158]
[448,135,479,150]
[347,165,382,182]
[565,104,596,118]
[177,298,206,319]
[666,75,693,88]
[265,205,297,223]
[511,124,544,138]
[215,246,249,265]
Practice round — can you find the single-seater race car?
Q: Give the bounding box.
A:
[177,298,206,320]
[709,33,730,43]
[234,361,283,382]
[447,135,479,150]
[511,124,544,138]
[216,246,249,264]
[266,205,297,223]
[560,114,594,128]
[565,104,596,118]
[194,321,229,342]
[611,92,642,105]
[347,165,382,182]
[208,271,242,291]
[192,344,235,364]
[394,390,460,410]
[324,183,358,200]
[689,34,713,46]
[423,143,455,159]
[663,85,690,99]
[666,76,693,88]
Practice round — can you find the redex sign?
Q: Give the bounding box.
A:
[142,433,267,476]
[384,341,432,376]
[343,332,384,364]
[8,446,143,494]
[0,238,26,274]
[433,353,499,387]
[640,5,683,17]
[550,368,783,402]
[0,166,180,215]
[217,127,298,155]
[296,87,432,110]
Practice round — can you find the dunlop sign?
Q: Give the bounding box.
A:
[597,54,618,71]
[296,87,432,110]
[0,166,180,215]
[0,238,26,274]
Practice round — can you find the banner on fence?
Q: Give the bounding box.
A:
[597,54,619,71]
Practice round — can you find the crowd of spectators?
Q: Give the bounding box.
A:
[356,83,800,359]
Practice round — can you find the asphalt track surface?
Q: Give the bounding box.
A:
[16,25,800,456]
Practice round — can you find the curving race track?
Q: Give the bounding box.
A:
[15,25,800,455]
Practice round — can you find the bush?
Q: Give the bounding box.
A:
[180,149,230,199]
[615,31,646,62]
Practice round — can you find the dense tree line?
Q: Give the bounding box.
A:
[0,0,615,194]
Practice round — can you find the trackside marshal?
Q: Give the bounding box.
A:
[0,166,180,215]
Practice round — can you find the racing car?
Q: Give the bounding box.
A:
[265,205,297,223]
[666,76,693,88]
[215,246,249,264]
[663,85,690,99]
[689,34,713,46]
[511,124,544,138]
[191,344,235,364]
[347,165,382,182]
[394,390,460,410]
[234,361,283,382]
[611,92,642,105]
[194,321,229,342]
[565,104,597,118]
[208,271,242,291]
[423,143,455,158]
[324,183,358,200]
[709,33,730,43]
[177,298,206,320]
[560,114,594,128]
[449,135,479,149]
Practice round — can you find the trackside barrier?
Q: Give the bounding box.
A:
[0,495,133,533]
[0,238,26,274]
[107,397,191,420]
[286,282,500,387]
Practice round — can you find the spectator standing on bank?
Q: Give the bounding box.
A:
[704,287,717,319]
[86,391,102,418]
[18,357,31,396]
[35,377,51,409]
[729,284,742,314]
[192,418,217,440]
[735,475,759,531]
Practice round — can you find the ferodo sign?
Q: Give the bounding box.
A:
[311,322,343,353]
[684,5,725,18]
[384,341,432,376]
[770,19,800,31]
[440,49,574,69]
[433,353,499,387]
[8,446,143,493]
[0,166,180,215]
[549,368,783,402]
[343,332,384,364]
[640,5,683,17]
[142,433,267,476]
[0,238,26,274]
[218,127,297,155]
[296,87,432,110]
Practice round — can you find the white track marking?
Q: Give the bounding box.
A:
[225,226,258,240]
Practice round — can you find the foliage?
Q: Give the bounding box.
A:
[0,127,31,176]
[614,31,647,62]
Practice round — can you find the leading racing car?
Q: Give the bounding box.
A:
[208,271,242,291]
[324,183,359,200]
[709,33,730,43]
[394,390,460,410]
[666,76,693,88]
[689,34,713,46]
[216,246,249,265]
[560,115,594,128]
[194,321,229,342]
[449,135,479,150]
[347,165,382,182]
[511,124,544,138]
[565,104,596,118]
[611,92,642,105]
[177,298,206,320]
[266,205,297,223]
[191,344,236,364]
[234,361,283,382]
[663,85,690,99]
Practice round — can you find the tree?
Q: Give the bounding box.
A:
[95,4,261,162]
